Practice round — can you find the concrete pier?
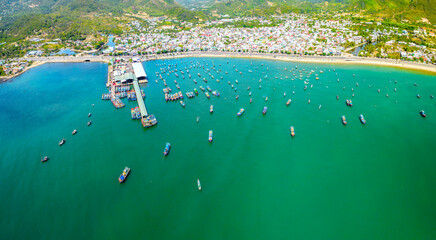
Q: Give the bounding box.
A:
[133,78,148,117]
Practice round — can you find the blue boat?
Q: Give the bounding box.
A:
[263,106,267,115]
[163,142,171,156]
[118,167,130,183]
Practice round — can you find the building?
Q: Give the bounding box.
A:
[132,62,147,81]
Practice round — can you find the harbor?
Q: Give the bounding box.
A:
[104,59,157,127]
[1,59,436,240]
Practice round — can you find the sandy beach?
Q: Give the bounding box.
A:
[2,52,435,82]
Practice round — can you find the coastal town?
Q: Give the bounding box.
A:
[1,14,436,79]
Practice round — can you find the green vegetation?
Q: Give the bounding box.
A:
[0,66,5,76]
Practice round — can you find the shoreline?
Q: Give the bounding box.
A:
[2,53,435,82]
[145,52,436,75]
[0,58,110,82]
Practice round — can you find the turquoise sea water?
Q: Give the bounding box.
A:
[0,59,435,240]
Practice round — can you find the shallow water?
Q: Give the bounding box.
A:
[0,59,435,240]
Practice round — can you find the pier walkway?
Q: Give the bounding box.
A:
[133,78,148,117]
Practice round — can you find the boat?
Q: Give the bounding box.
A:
[205,92,210,98]
[196,116,199,123]
[265,97,268,102]
[286,99,292,106]
[180,101,186,107]
[290,126,295,137]
[341,116,347,125]
[236,95,239,100]
[131,108,136,119]
[250,98,252,103]
[41,156,49,162]
[210,105,213,113]
[72,129,77,135]
[420,110,426,118]
[142,114,158,128]
[118,167,130,183]
[59,139,65,146]
[87,121,92,126]
[88,113,92,117]
[197,179,202,191]
[263,106,267,115]
[237,108,245,117]
[359,114,366,124]
[209,130,213,142]
[417,94,421,99]
[163,142,171,156]
[345,99,352,107]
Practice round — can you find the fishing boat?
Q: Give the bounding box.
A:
[346,99,352,107]
[131,108,136,119]
[205,92,210,98]
[265,97,268,102]
[72,129,77,135]
[59,139,65,146]
[236,95,239,100]
[88,113,92,117]
[359,114,366,124]
[286,99,292,106]
[249,92,251,96]
[250,98,252,103]
[196,116,199,123]
[194,88,198,95]
[87,121,92,126]
[163,142,171,156]
[210,105,213,113]
[237,108,245,117]
[341,116,347,125]
[420,110,426,118]
[209,130,213,142]
[180,101,185,107]
[118,167,130,183]
[263,106,267,115]
[41,156,49,162]
[290,126,295,137]
[197,179,202,191]
[417,94,421,99]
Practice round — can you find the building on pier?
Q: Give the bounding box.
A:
[132,62,147,81]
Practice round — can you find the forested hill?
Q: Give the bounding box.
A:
[208,0,436,23]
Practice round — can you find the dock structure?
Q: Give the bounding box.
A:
[131,61,157,128]
[132,78,148,117]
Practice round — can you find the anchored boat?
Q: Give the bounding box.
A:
[341,116,347,125]
[359,114,366,124]
[41,156,49,162]
[237,108,245,117]
[420,110,426,118]
[263,106,267,115]
[59,138,65,146]
[72,129,77,135]
[163,142,171,156]
[286,99,292,106]
[210,105,213,113]
[290,126,295,137]
[209,130,213,142]
[197,179,202,191]
[118,167,130,183]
